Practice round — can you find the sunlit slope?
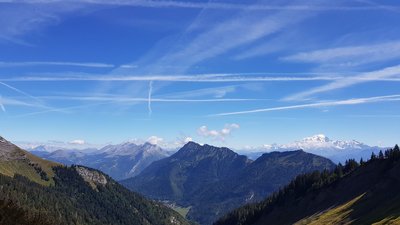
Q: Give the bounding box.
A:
[0,136,61,186]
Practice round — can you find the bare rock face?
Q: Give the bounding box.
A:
[75,166,108,188]
[0,136,26,161]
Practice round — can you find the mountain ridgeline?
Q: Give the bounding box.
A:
[215,145,400,225]
[31,142,171,180]
[122,141,335,224]
[0,136,189,225]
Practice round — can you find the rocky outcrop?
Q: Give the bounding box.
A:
[0,136,27,161]
[75,166,108,188]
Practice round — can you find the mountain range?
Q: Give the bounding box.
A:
[121,141,335,225]
[216,145,400,225]
[30,142,171,180]
[0,136,189,225]
[27,134,380,182]
[239,134,381,163]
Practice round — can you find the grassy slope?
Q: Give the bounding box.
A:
[0,147,61,186]
[294,191,400,225]
[219,158,400,225]
[172,206,191,218]
[295,193,365,225]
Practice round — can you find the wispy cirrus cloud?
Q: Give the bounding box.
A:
[3,73,400,82]
[0,96,38,109]
[3,0,396,46]
[282,41,400,67]
[285,64,400,101]
[212,94,400,116]
[36,95,264,103]
[0,3,84,44]
[144,0,319,74]
[0,96,6,112]
[0,81,42,102]
[2,0,399,11]
[0,61,115,68]
[147,81,153,117]
[156,85,238,99]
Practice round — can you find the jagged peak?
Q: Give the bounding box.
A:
[182,141,202,148]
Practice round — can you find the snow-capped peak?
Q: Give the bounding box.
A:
[302,134,330,143]
[265,134,369,151]
[239,134,380,164]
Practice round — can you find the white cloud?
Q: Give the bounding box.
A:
[69,139,85,145]
[147,136,163,145]
[197,123,240,141]
[183,137,193,143]
[172,136,193,148]
[212,94,400,116]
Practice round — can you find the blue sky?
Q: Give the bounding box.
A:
[0,0,400,149]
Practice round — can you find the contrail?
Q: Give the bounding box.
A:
[1,0,399,11]
[0,81,42,103]
[0,81,64,112]
[148,81,153,117]
[0,96,6,112]
[3,73,400,82]
[0,61,114,68]
[211,94,400,116]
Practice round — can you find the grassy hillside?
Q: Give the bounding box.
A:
[215,145,400,225]
[0,138,60,186]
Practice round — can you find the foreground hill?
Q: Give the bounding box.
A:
[31,142,171,180]
[0,136,189,225]
[215,145,400,225]
[0,136,60,186]
[122,142,335,224]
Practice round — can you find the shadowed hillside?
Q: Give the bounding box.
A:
[215,145,400,225]
[122,142,335,224]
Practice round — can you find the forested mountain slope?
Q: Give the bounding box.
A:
[215,145,400,225]
[0,136,189,225]
[123,142,335,224]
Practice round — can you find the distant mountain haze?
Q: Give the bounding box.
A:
[30,142,171,180]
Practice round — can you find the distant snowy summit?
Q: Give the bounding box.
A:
[265,134,370,151]
[242,134,381,163]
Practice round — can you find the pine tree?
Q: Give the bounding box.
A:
[378,150,384,159]
[371,152,377,160]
